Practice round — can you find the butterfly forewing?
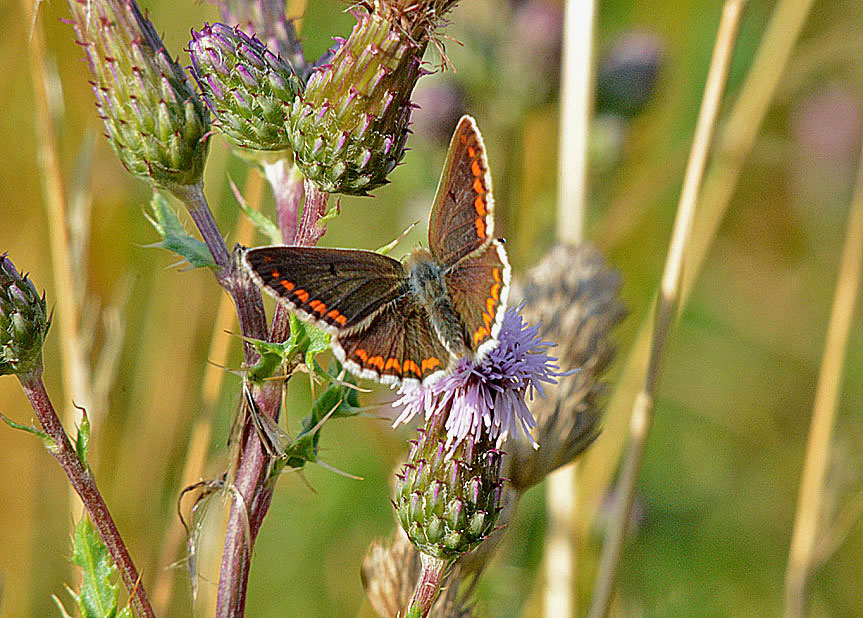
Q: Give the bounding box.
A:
[444,239,511,359]
[334,295,453,384]
[428,116,496,268]
[243,247,407,332]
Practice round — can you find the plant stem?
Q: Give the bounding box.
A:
[575,0,817,550]
[544,0,596,614]
[586,3,747,617]
[18,373,156,618]
[263,156,305,245]
[783,138,863,618]
[215,177,327,618]
[406,554,451,618]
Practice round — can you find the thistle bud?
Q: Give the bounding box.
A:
[395,410,504,561]
[0,256,50,377]
[68,0,210,191]
[289,0,459,195]
[189,23,300,151]
[506,244,625,492]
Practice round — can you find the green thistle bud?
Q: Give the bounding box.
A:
[0,256,50,377]
[189,23,301,151]
[68,0,209,191]
[395,410,504,561]
[289,0,459,195]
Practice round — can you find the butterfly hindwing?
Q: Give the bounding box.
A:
[428,116,496,268]
[444,239,511,360]
[243,246,407,332]
[333,295,453,384]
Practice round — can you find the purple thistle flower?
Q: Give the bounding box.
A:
[393,305,571,448]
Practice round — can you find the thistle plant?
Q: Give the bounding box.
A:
[289,0,460,194]
[68,0,210,194]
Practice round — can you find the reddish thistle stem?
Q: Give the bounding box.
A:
[18,372,156,618]
[406,555,451,618]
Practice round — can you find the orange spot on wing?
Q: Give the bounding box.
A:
[279,279,294,291]
[309,299,327,315]
[474,196,486,216]
[473,178,485,194]
[368,356,385,370]
[475,217,486,239]
[487,297,496,315]
[460,134,467,144]
[471,159,482,177]
[491,283,501,300]
[492,268,501,283]
[473,327,489,345]
[468,146,476,158]
[326,309,347,326]
[483,311,493,330]
[294,288,309,303]
[421,357,441,373]
[384,358,401,372]
[403,359,421,376]
[354,348,368,362]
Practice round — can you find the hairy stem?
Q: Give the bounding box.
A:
[406,554,451,618]
[18,373,156,618]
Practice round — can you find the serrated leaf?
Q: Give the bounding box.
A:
[145,192,216,268]
[70,517,122,618]
[246,315,331,383]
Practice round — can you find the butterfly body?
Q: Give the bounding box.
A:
[244,116,511,385]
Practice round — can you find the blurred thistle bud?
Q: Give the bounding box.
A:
[189,23,301,151]
[505,0,563,105]
[289,0,460,195]
[362,532,476,618]
[506,244,625,493]
[410,78,467,144]
[215,0,308,78]
[68,0,210,192]
[596,31,664,119]
[0,256,51,377]
[395,411,504,561]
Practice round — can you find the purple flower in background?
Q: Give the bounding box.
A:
[393,306,570,448]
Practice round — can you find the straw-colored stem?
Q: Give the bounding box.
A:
[543,1,595,615]
[577,0,815,552]
[783,141,863,618]
[587,3,747,617]
[26,0,91,427]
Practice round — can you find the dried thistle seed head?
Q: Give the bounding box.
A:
[395,409,504,561]
[0,256,50,377]
[505,243,625,492]
[288,0,460,195]
[189,23,300,151]
[69,0,210,192]
[362,531,476,618]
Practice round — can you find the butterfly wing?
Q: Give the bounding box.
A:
[428,116,496,268]
[243,246,407,333]
[334,295,453,385]
[444,239,511,360]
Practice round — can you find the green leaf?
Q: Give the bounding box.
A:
[144,192,216,268]
[0,411,54,447]
[74,410,91,467]
[231,177,282,245]
[246,315,331,384]
[69,517,123,618]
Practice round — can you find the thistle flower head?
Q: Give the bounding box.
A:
[0,256,50,377]
[69,0,210,192]
[288,0,462,195]
[189,23,300,151]
[393,306,566,448]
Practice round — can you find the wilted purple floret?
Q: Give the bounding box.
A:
[393,306,571,448]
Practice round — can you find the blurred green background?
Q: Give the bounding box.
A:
[2,0,863,616]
